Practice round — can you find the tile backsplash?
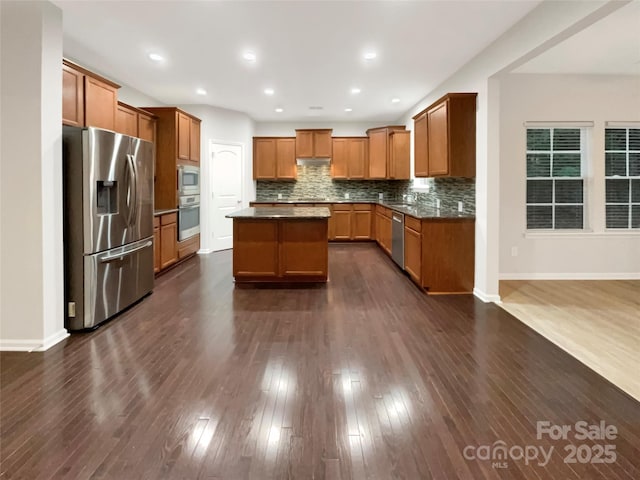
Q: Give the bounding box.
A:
[256,164,475,214]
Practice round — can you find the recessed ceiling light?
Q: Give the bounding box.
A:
[148,53,164,62]
[196,88,207,96]
[264,88,274,95]
[275,107,283,113]
[243,51,257,62]
[344,108,353,112]
[351,87,361,94]
[391,97,400,103]
[363,51,377,60]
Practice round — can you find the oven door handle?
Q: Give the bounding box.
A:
[179,204,200,210]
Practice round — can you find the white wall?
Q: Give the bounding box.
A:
[177,104,255,253]
[254,121,380,137]
[395,0,618,301]
[117,85,165,108]
[499,73,640,279]
[1,1,68,350]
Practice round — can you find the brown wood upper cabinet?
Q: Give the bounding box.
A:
[115,102,157,143]
[253,137,297,180]
[413,93,477,178]
[413,111,428,176]
[331,137,368,179]
[366,126,410,179]
[141,107,202,209]
[175,112,201,165]
[295,129,332,158]
[62,59,119,130]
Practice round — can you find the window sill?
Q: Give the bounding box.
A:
[524,229,640,239]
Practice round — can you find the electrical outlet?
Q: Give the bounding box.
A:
[344,193,350,199]
[511,246,518,257]
[436,198,441,209]
[378,192,383,200]
[277,193,283,199]
[458,201,464,212]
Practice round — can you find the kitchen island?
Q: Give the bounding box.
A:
[226,207,330,283]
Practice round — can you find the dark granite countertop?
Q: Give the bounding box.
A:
[381,204,474,220]
[154,208,179,216]
[251,199,474,220]
[226,207,331,219]
[252,198,379,204]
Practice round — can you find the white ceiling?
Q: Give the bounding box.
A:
[53,0,541,122]
[514,0,640,75]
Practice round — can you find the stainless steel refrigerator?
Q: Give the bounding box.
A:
[63,126,154,331]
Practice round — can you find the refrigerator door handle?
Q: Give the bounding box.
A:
[125,154,137,226]
[99,240,153,263]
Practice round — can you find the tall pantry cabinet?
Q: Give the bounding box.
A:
[141,107,202,209]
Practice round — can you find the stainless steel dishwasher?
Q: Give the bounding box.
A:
[391,211,404,268]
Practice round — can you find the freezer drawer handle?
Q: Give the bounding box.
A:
[99,240,152,263]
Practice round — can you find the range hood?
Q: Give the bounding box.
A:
[296,157,331,166]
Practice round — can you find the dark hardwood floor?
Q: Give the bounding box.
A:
[1,244,639,479]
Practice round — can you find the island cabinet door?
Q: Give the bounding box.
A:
[279,221,328,278]
[233,221,279,277]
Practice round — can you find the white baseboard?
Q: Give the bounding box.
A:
[0,328,69,352]
[197,248,213,254]
[473,288,501,303]
[499,272,640,280]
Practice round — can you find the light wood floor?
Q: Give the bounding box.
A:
[500,280,640,402]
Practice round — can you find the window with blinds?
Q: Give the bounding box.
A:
[605,127,640,229]
[526,128,585,229]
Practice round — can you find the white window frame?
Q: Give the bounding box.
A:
[604,123,640,230]
[525,125,590,232]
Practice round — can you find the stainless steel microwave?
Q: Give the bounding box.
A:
[178,165,200,196]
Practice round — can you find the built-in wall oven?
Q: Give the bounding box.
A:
[178,165,200,196]
[178,194,200,241]
[177,165,200,241]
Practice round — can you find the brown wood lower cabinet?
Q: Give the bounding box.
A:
[375,205,392,254]
[421,219,475,293]
[154,212,199,275]
[232,218,328,282]
[404,224,422,283]
[402,215,475,294]
[328,204,372,241]
[280,221,328,278]
[331,206,352,240]
[352,204,372,239]
[248,201,474,293]
[160,213,178,270]
[233,220,279,278]
[178,234,200,260]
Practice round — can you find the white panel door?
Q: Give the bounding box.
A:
[211,142,243,251]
